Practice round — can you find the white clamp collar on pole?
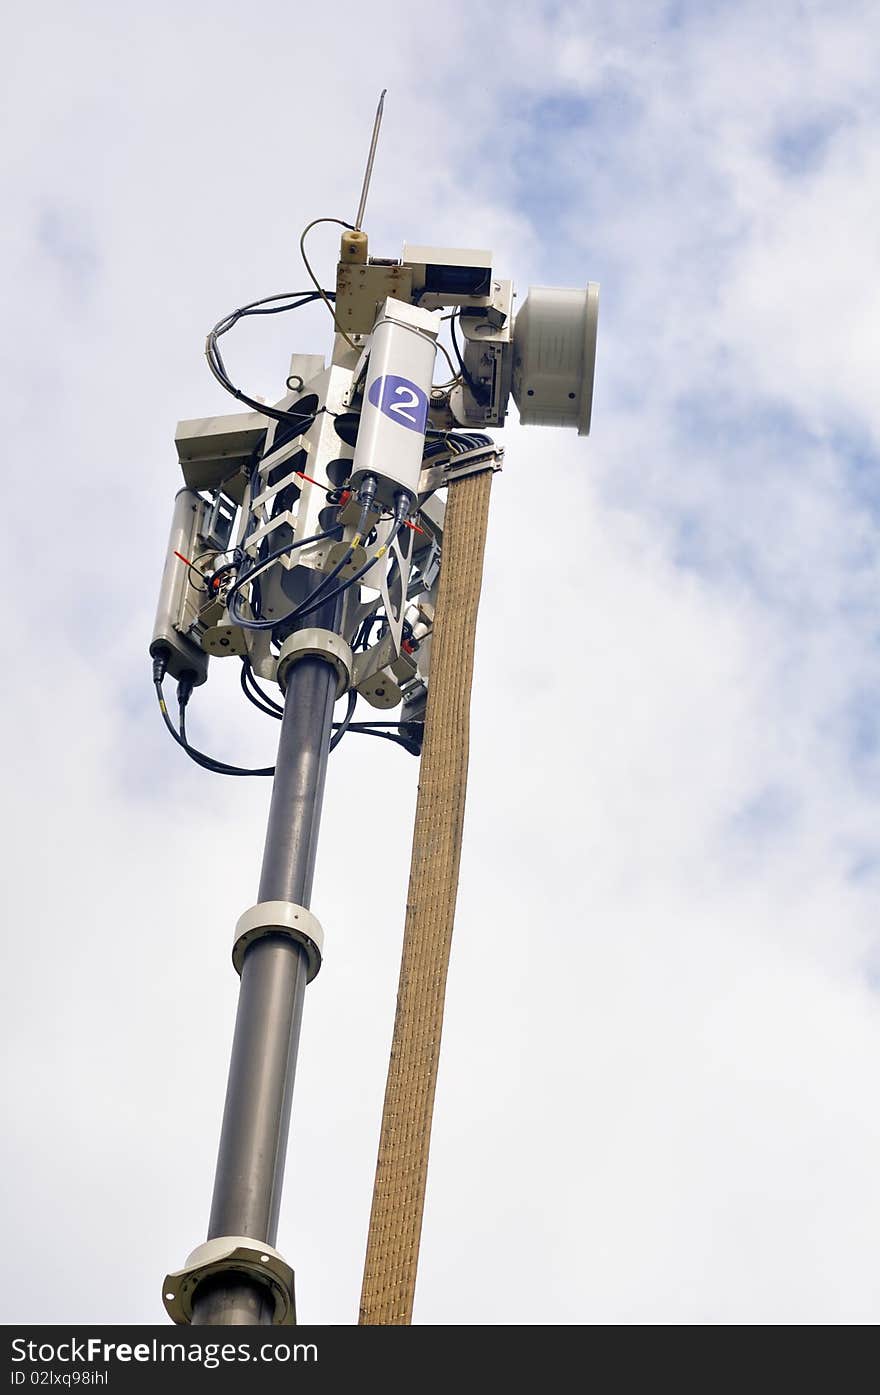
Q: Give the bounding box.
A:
[276,628,353,698]
[233,901,324,981]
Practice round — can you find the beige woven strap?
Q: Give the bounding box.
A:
[358,467,494,1325]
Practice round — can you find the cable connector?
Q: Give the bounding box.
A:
[393,488,414,526]
[177,673,196,712]
[399,721,424,756]
[152,649,169,686]
[357,473,379,509]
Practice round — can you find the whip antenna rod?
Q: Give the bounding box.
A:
[355,88,387,231]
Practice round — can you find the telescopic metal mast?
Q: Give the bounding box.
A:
[155,95,599,1326]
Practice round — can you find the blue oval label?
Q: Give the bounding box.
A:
[368,374,429,434]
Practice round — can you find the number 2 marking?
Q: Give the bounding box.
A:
[388,385,420,424]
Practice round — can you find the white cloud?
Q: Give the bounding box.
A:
[3,0,880,1327]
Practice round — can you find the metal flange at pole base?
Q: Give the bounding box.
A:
[163,1238,296,1326]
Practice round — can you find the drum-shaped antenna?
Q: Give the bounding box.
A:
[512,283,599,435]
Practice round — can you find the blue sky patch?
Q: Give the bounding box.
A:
[37,204,99,290]
[771,112,850,176]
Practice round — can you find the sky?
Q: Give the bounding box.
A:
[3,0,880,1325]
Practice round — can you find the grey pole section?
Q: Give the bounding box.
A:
[192,588,341,1327]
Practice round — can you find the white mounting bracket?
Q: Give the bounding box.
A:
[418,442,504,500]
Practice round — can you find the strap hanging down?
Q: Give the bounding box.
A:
[359,466,494,1325]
